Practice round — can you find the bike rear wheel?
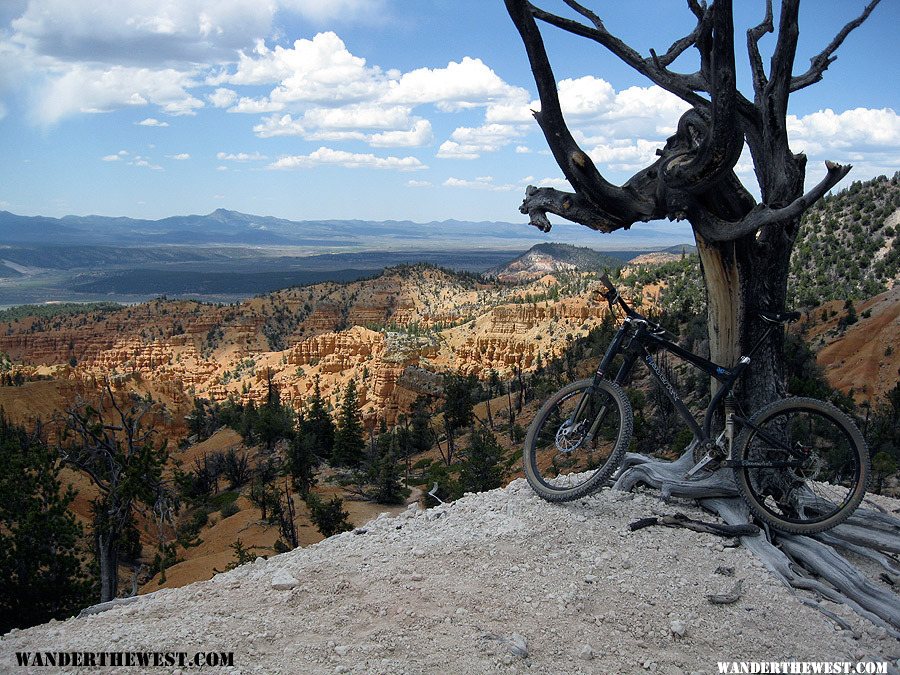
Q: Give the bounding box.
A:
[733,397,869,534]
[523,378,632,502]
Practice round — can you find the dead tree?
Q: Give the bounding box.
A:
[59,384,170,602]
[505,0,898,633]
[505,0,877,411]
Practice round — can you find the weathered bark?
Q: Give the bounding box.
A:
[96,531,118,603]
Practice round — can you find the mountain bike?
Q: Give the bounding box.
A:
[523,273,869,534]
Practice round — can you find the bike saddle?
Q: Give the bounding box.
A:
[758,310,802,324]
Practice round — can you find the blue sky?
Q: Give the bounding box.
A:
[0,1,897,225]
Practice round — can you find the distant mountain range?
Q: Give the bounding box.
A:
[0,208,698,306]
[0,208,693,250]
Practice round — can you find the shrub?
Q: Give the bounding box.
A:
[305,493,353,538]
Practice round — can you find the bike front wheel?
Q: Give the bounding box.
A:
[523,378,633,502]
[733,397,869,534]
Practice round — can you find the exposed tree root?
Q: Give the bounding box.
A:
[613,451,900,639]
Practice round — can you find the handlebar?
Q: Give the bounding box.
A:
[597,272,632,316]
[596,272,668,335]
[598,271,616,295]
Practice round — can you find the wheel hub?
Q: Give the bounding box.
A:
[555,420,588,453]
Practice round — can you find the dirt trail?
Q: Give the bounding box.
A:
[3,479,898,674]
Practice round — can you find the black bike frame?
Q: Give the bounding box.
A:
[591,317,779,445]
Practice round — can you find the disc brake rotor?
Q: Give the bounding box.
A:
[555,420,588,453]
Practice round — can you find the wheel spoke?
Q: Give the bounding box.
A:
[525,379,631,501]
[735,399,868,534]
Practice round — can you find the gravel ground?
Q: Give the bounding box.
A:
[3,479,899,674]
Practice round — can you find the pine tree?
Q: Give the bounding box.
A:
[60,387,170,602]
[239,399,258,444]
[409,396,433,454]
[441,373,475,465]
[0,414,93,632]
[288,415,318,497]
[332,379,365,468]
[254,379,295,451]
[458,428,504,496]
[305,493,353,538]
[372,433,410,505]
[304,376,335,461]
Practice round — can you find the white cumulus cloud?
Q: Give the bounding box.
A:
[269,147,426,171]
[437,123,527,159]
[137,117,169,127]
[369,120,433,148]
[385,57,529,111]
[443,176,517,192]
[217,151,267,161]
[253,113,305,138]
[788,107,900,154]
[33,63,201,125]
[208,87,238,108]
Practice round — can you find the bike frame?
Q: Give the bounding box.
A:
[589,315,780,450]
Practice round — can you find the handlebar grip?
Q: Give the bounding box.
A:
[599,272,616,293]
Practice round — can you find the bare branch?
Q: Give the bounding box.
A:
[527,1,710,108]
[791,0,881,92]
[517,185,642,233]
[60,451,111,494]
[661,0,744,193]
[504,0,661,227]
[765,0,800,113]
[747,0,773,97]
[692,161,851,242]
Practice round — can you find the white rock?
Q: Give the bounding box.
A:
[578,644,595,661]
[271,569,299,591]
[670,620,687,638]
[334,645,350,656]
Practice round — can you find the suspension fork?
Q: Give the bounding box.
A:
[583,351,639,440]
[567,324,630,424]
[566,329,639,440]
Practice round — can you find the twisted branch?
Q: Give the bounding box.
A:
[691,161,851,242]
[791,0,882,92]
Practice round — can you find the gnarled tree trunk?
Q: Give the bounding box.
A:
[504,0,864,409]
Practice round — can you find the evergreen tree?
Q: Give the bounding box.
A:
[0,414,93,633]
[458,428,504,495]
[409,396,433,454]
[332,379,365,468]
[371,433,410,505]
[288,414,318,497]
[60,387,170,602]
[305,493,353,537]
[441,373,475,465]
[254,380,295,451]
[239,399,258,444]
[303,376,335,461]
